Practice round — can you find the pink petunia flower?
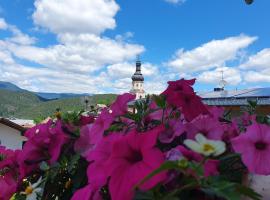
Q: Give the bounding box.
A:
[110,93,135,117]
[241,112,256,127]
[74,108,115,158]
[204,159,220,177]
[222,120,239,142]
[18,120,68,178]
[207,106,224,120]
[146,101,171,122]
[74,124,95,158]
[71,183,102,200]
[162,79,208,121]
[89,108,114,141]
[80,115,95,126]
[107,126,167,200]
[0,147,19,200]
[159,119,185,143]
[232,122,270,175]
[0,146,20,170]
[162,79,196,100]
[73,133,124,200]
[179,93,209,122]
[0,173,17,200]
[86,133,123,185]
[186,115,224,140]
[24,120,53,139]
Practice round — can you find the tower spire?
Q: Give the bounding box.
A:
[136,55,141,72]
[130,56,145,99]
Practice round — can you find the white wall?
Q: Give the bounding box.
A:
[0,123,27,150]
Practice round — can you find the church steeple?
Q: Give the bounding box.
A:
[136,59,141,72]
[132,57,144,82]
[130,57,146,99]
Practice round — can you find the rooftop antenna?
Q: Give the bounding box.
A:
[219,70,227,90]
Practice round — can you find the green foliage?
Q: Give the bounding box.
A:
[202,178,262,200]
[135,160,189,189]
[40,154,88,199]
[153,94,166,109]
[219,154,246,183]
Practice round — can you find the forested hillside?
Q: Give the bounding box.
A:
[0,89,116,119]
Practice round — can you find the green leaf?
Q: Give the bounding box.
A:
[202,178,262,200]
[202,180,240,200]
[40,161,50,171]
[219,153,245,183]
[133,190,155,200]
[67,154,80,174]
[236,184,262,200]
[135,160,187,188]
[188,161,203,177]
[153,95,166,109]
[248,100,257,108]
[10,193,26,200]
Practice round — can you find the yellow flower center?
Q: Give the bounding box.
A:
[25,186,33,195]
[203,144,215,153]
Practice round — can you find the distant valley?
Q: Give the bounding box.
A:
[0,81,117,119]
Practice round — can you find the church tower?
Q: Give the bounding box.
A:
[130,58,145,99]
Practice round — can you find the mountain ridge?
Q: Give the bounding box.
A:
[0,82,117,119]
[0,81,92,100]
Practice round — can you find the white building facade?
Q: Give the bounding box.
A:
[0,118,27,150]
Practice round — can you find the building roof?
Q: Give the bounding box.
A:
[199,87,270,106]
[0,118,27,132]
[10,119,35,129]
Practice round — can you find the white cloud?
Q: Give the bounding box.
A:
[7,34,144,73]
[197,67,242,86]
[0,49,14,64]
[167,35,257,73]
[164,0,186,5]
[0,18,7,30]
[240,48,270,70]
[107,62,158,79]
[33,0,119,35]
[0,0,145,94]
[244,70,270,83]
[0,0,268,95]
[7,25,36,45]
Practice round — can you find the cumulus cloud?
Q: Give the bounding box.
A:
[240,48,270,70]
[197,67,242,86]
[107,62,158,79]
[167,35,257,73]
[0,0,268,95]
[0,0,149,93]
[8,34,144,73]
[7,25,37,45]
[33,0,119,35]
[164,0,186,5]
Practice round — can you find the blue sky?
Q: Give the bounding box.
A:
[0,0,269,94]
